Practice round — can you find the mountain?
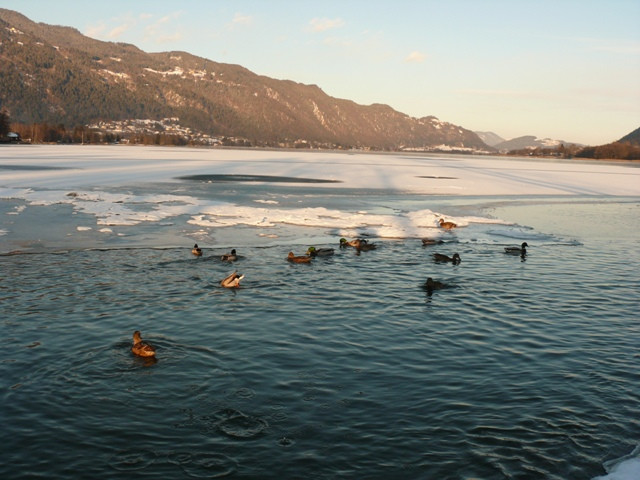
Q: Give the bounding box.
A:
[618,127,640,146]
[493,135,577,152]
[0,9,490,151]
[474,131,505,147]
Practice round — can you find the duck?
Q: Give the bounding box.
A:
[439,218,457,229]
[220,271,244,288]
[131,331,156,358]
[191,244,203,256]
[343,238,376,251]
[307,246,335,257]
[339,237,359,248]
[221,248,238,262]
[287,252,312,263]
[423,277,447,293]
[504,242,528,255]
[422,238,445,246]
[433,252,461,264]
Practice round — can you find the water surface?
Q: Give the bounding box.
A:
[2,190,639,479]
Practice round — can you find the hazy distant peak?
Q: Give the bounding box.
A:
[474,131,505,147]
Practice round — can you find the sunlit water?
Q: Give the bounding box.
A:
[2,162,640,478]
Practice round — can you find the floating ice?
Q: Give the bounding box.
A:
[593,445,640,480]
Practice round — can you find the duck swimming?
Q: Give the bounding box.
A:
[220,271,244,288]
[339,238,358,248]
[341,238,377,251]
[423,277,447,293]
[221,249,238,262]
[131,331,156,358]
[422,238,445,246]
[504,242,528,255]
[433,252,461,264]
[191,244,203,256]
[288,252,312,263]
[307,246,335,257]
[354,239,377,251]
[439,218,457,229]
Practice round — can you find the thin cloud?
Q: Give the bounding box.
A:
[84,22,106,39]
[143,11,184,44]
[591,40,640,55]
[232,13,253,26]
[108,23,132,39]
[309,17,345,33]
[404,51,426,63]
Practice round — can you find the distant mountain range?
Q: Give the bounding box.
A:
[473,131,505,147]
[0,8,489,151]
[474,132,583,151]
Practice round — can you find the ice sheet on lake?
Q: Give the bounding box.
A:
[1,145,639,250]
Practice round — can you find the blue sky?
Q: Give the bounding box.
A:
[3,0,639,144]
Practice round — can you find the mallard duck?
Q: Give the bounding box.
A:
[504,242,528,255]
[356,239,377,251]
[423,277,447,293]
[439,218,457,229]
[307,246,335,257]
[422,238,444,246]
[433,252,461,264]
[131,331,156,358]
[339,237,358,248]
[220,271,244,288]
[288,252,312,263]
[221,248,238,262]
[191,244,203,256]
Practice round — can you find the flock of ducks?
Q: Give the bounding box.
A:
[131,219,529,358]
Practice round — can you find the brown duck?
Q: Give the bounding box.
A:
[131,331,156,358]
[288,252,312,263]
[220,271,244,288]
[438,218,457,229]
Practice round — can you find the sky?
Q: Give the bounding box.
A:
[2,0,639,145]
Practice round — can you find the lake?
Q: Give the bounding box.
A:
[1,146,639,479]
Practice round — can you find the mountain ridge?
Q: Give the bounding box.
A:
[0,8,491,151]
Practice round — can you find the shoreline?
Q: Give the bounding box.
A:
[3,141,640,164]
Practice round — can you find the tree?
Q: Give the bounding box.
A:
[0,109,10,137]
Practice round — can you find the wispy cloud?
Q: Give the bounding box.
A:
[85,15,135,40]
[404,51,426,63]
[144,11,184,44]
[232,13,253,26]
[108,23,133,39]
[84,22,106,39]
[308,17,345,33]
